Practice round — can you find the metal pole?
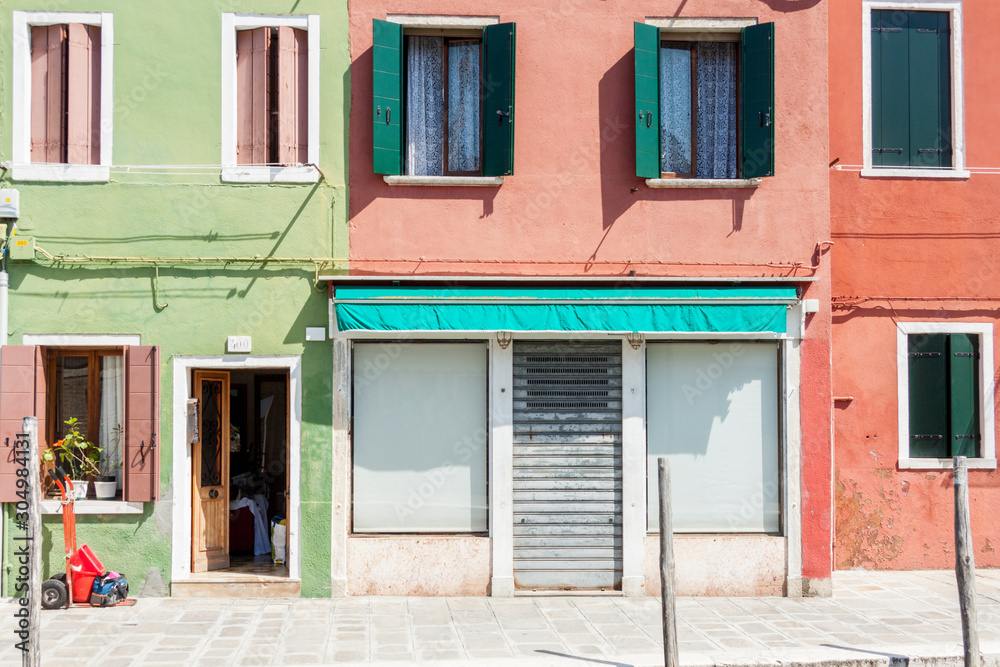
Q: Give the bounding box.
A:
[25,416,41,667]
[658,457,679,667]
[953,456,980,667]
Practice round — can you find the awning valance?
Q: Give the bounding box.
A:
[333,286,796,334]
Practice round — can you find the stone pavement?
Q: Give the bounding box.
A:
[1,570,998,666]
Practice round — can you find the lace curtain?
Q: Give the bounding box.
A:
[660,45,693,175]
[660,42,738,178]
[406,37,480,175]
[695,42,737,179]
[99,356,124,488]
[406,36,444,176]
[447,40,480,173]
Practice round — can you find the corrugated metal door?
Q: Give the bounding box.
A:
[512,341,623,590]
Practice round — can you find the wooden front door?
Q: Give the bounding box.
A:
[192,370,230,572]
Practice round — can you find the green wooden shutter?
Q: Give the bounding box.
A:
[908,333,949,458]
[949,334,979,457]
[907,11,952,169]
[871,11,910,167]
[372,19,403,175]
[483,23,516,177]
[740,23,775,179]
[634,22,660,179]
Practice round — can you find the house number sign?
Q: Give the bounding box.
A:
[227,336,251,353]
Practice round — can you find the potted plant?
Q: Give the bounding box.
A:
[43,418,102,500]
[94,424,122,500]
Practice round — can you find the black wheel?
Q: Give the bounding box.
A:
[41,579,68,610]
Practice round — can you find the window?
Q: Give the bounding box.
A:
[49,349,125,495]
[646,342,780,533]
[897,323,996,469]
[11,12,112,182]
[862,1,966,177]
[221,14,319,183]
[372,17,515,180]
[0,342,160,507]
[635,20,774,182]
[352,342,488,533]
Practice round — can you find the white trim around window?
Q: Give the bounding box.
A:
[861,0,968,179]
[220,13,320,184]
[11,11,114,183]
[896,322,997,470]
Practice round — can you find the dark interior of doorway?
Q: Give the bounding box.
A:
[226,370,289,577]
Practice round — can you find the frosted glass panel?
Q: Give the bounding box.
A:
[647,343,780,533]
[353,343,488,532]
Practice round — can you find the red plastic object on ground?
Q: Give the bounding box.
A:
[69,544,104,604]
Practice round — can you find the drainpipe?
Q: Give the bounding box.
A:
[0,268,8,346]
[0,267,6,593]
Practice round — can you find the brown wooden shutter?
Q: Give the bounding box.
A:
[66,24,101,165]
[236,27,271,165]
[124,346,160,502]
[30,25,67,163]
[0,346,46,502]
[277,27,309,165]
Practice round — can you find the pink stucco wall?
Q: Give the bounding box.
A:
[830,0,1000,570]
[348,0,833,584]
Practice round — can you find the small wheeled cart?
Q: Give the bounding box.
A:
[41,469,128,609]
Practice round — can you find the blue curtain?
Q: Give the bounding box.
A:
[695,42,738,179]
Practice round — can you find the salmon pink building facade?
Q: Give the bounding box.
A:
[830,0,1000,571]
[330,0,834,597]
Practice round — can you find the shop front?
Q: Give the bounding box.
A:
[328,281,807,597]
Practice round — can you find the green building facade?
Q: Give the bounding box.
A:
[0,0,348,597]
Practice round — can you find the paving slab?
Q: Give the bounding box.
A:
[1,570,999,665]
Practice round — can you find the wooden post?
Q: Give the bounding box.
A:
[25,416,41,667]
[953,456,980,667]
[658,457,679,667]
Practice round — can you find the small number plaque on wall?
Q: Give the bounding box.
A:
[227,336,251,353]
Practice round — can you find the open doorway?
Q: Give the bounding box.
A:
[191,369,290,578]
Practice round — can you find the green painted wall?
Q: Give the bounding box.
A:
[0,0,349,597]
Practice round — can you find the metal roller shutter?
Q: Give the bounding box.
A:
[512,341,623,590]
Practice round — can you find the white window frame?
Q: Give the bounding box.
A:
[382,14,505,188]
[642,17,762,189]
[896,322,996,470]
[862,0,968,179]
[221,14,320,184]
[11,11,113,183]
[22,333,143,514]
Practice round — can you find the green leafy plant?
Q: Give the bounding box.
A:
[43,418,102,480]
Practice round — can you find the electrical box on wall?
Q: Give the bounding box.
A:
[8,235,35,261]
[0,190,19,219]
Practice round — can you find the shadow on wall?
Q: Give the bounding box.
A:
[349,47,499,220]
[757,0,823,11]
[596,51,755,244]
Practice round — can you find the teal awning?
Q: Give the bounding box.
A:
[333,286,795,334]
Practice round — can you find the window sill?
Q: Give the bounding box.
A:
[383,175,505,187]
[861,168,971,180]
[898,458,997,471]
[41,500,144,515]
[645,178,762,189]
[221,165,320,184]
[11,164,110,183]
